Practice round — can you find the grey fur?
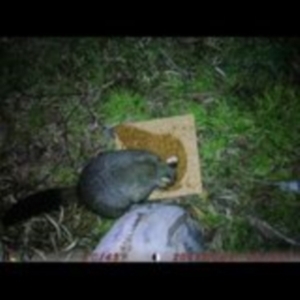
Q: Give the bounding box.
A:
[77,150,177,218]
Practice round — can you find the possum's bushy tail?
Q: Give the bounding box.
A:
[2,188,76,227]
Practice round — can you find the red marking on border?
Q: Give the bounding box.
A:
[87,253,121,262]
[173,252,300,262]
[85,252,300,262]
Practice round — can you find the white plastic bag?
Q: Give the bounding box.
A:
[90,203,205,262]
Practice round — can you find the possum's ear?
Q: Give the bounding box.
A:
[166,156,178,168]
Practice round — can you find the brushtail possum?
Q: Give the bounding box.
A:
[2,150,178,227]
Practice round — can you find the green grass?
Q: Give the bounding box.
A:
[1,37,300,257]
[102,90,149,123]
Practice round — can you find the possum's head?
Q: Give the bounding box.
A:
[157,155,178,188]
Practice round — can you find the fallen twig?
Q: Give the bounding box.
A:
[246,215,300,247]
[159,48,191,78]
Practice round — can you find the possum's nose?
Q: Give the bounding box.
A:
[160,176,173,186]
[160,168,177,188]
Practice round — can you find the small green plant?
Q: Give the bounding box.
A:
[102,90,150,123]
